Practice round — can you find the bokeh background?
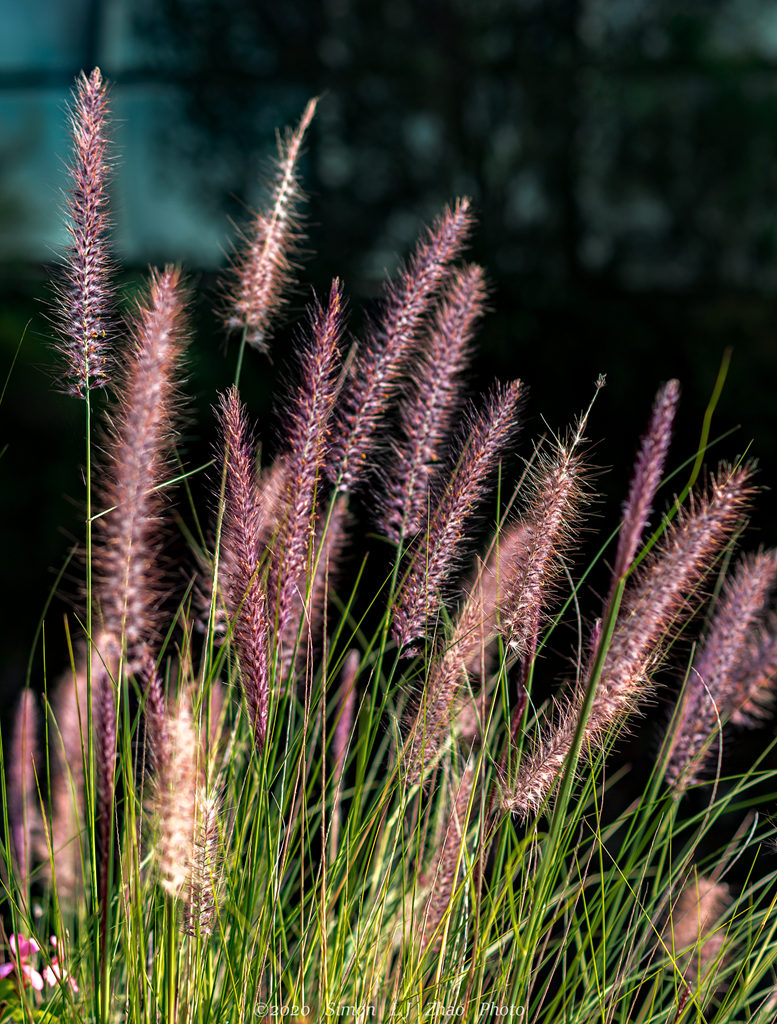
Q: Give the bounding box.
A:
[3,0,777,711]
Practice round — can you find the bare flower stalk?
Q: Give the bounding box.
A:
[8,689,41,884]
[96,266,189,664]
[393,379,522,651]
[381,264,486,541]
[331,199,473,491]
[218,387,271,747]
[225,98,317,354]
[608,379,680,600]
[505,464,753,816]
[272,280,344,647]
[665,549,777,788]
[54,67,113,396]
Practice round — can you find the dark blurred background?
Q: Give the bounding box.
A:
[2,0,777,710]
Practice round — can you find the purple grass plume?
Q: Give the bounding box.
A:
[419,760,476,952]
[504,463,753,817]
[91,632,120,953]
[96,266,189,665]
[54,68,114,396]
[330,199,473,492]
[607,379,680,603]
[664,548,777,789]
[380,264,486,542]
[404,523,533,780]
[217,387,271,748]
[393,379,522,651]
[140,659,222,929]
[728,618,777,726]
[225,98,317,354]
[272,280,344,650]
[330,649,359,857]
[44,666,89,903]
[284,495,350,678]
[665,875,731,984]
[8,689,41,884]
[498,417,591,669]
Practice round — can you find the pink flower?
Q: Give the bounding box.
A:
[0,934,44,991]
[0,934,78,993]
[42,958,79,992]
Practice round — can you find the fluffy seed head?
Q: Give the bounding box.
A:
[380,263,485,541]
[505,464,753,817]
[272,280,345,644]
[153,694,199,899]
[186,790,221,936]
[667,876,730,980]
[331,199,474,491]
[54,67,114,395]
[217,388,271,747]
[665,548,777,787]
[8,689,41,883]
[610,379,680,590]
[393,379,522,651]
[498,426,590,663]
[96,266,189,663]
[225,98,317,353]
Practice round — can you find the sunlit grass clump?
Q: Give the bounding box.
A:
[3,67,777,1024]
